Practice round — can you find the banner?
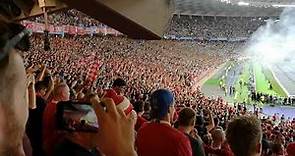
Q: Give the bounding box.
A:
[163,34,248,42]
[21,20,123,36]
[21,20,248,41]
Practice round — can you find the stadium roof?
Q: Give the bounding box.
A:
[174,0,295,17]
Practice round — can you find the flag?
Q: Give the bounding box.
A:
[86,60,101,85]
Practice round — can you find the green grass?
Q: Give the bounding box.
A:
[262,67,288,97]
[234,63,251,103]
[204,78,220,85]
[204,61,233,86]
[253,63,287,97]
[202,61,287,105]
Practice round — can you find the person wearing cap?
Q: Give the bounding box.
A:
[136,89,192,156]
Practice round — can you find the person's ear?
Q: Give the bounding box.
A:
[256,142,262,154]
[191,119,196,127]
[167,106,171,113]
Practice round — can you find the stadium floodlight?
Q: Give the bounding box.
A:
[238,2,249,6]
[272,4,295,8]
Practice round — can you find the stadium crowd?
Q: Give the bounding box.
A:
[25,35,237,100]
[29,9,267,39]
[32,9,102,27]
[1,14,295,156]
[22,34,295,156]
[168,15,266,38]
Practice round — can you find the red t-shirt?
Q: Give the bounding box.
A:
[204,142,233,156]
[135,116,147,131]
[136,122,192,156]
[43,100,63,155]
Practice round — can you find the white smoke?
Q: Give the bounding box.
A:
[246,8,295,64]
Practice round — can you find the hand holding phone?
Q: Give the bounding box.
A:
[56,101,99,132]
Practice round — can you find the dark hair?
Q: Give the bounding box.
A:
[112,78,126,87]
[144,102,151,112]
[0,15,30,63]
[178,107,196,127]
[0,1,23,18]
[195,115,205,126]
[0,15,10,49]
[43,76,52,86]
[0,15,30,51]
[6,22,30,51]
[133,101,145,113]
[35,81,48,92]
[0,15,10,66]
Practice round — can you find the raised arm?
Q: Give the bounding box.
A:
[43,75,54,100]
[27,74,36,109]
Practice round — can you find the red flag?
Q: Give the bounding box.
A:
[86,60,101,85]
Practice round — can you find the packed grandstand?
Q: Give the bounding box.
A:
[0,4,295,156]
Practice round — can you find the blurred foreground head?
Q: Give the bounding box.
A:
[0,15,30,155]
[226,116,262,156]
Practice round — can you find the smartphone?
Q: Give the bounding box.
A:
[56,101,99,133]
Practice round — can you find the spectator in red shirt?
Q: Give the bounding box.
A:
[177,107,205,156]
[43,83,70,156]
[212,129,225,148]
[133,100,147,131]
[204,129,233,156]
[112,78,127,95]
[287,142,295,156]
[226,116,262,156]
[26,81,48,156]
[271,142,285,156]
[136,89,192,156]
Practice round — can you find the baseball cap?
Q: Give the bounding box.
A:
[150,89,174,119]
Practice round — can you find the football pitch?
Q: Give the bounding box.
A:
[202,60,288,104]
[253,62,287,97]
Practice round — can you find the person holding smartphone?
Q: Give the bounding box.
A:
[0,16,137,156]
[53,97,137,156]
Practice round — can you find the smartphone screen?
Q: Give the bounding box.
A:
[56,101,99,132]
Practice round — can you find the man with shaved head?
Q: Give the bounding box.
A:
[42,82,70,156]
